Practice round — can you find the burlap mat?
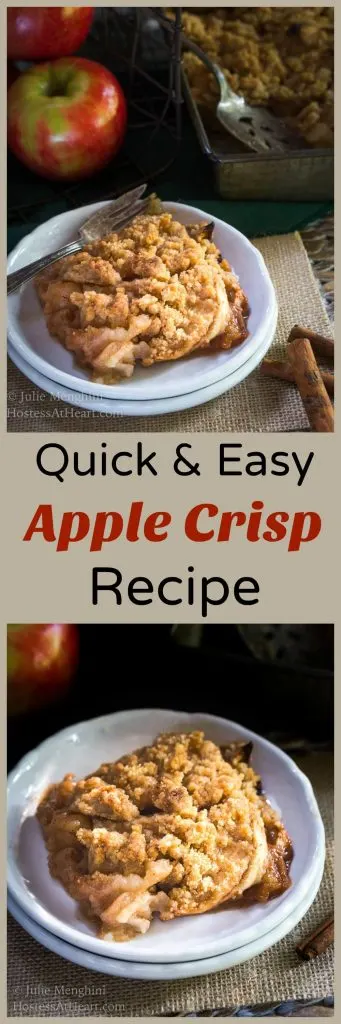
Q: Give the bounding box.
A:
[301,216,334,322]
[7,230,333,433]
[7,753,334,1017]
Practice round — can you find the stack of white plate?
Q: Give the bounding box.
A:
[8,202,278,418]
[8,709,325,981]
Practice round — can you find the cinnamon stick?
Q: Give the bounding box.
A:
[261,358,334,398]
[296,916,334,960]
[287,337,334,432]
[289,326,334,364]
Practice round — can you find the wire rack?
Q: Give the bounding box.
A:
[7,7,183,226]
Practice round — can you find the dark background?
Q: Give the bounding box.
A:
[8,7,332,246]
[7,624,334,772]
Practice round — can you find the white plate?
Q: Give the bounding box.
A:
[8,856,324,981]
[8,306,275,417]
[7,709,324,963]
[7,201,277,401]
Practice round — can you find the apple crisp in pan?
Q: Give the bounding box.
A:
[37,731,293,942]
[35,206,249,384]
[179,7,334,149]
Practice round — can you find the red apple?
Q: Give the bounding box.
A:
[7,7,93,61]
[7,57,127,180]
[7,624,79,715]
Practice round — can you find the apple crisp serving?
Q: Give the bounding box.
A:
[35,209,249,384]
[180,7,334,148]
[37,731,293,942]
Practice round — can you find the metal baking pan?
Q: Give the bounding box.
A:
[182,70,334,201]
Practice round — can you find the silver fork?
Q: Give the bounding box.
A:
[7,184,149,295]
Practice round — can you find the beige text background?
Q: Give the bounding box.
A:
[4,433,336,624]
